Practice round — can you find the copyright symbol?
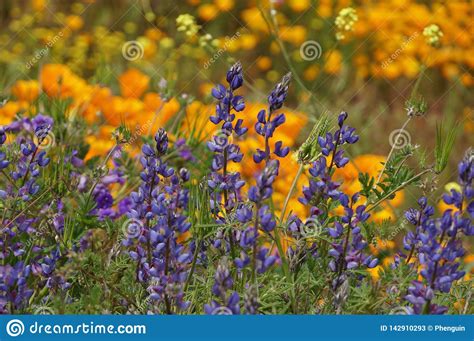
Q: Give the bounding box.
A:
[428,325,433,331]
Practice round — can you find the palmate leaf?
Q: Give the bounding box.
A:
[358,172,375,198]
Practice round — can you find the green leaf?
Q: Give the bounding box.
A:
[434,120,459,174]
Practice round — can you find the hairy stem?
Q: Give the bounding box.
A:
[375,117,412,187]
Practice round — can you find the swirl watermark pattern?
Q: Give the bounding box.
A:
[301,217,324,238]
[300,40,322,61]
[122,218,144,238]
[389,306,412,315]
[211,306,233,315]
[6,319,25,337]
[33,305,55,315]
[35,131,56,150]
[214,129,233,148]
[122,41,144,61]
[389,129,411,149]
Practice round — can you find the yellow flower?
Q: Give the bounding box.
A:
[41,64,88,99]
[144,28,163,41]
[176,14,200,36]
[214,0,234,12]
[65,15,84,31]
[335,7,358,40]
[11,80,40,102]
[239,34,257,50]
[317,3,332,18]
[257,56,272,71]
[241,7,268,33]
[303,65,319,81]
[367,265,383,282]
[85,128,116,161]
[118,69,150,99]
[288,0,310,12]
[31,0,46,11]
[0,102,28,124]
[197,4,218,21]
[280,26,307,46]
[423,24,443,47]
[324,50,342,74]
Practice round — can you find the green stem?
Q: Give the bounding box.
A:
[367,168,432,213]
[279,163,304,222]
[84,143,118,209]
[375,117,412,187]
[1,169,18,190]
[257,3,316,108]
[147,102,165,136]
[185,239,201,292]
[251,203,261,283]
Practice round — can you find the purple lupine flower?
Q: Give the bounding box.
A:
[175,138,195,162]
[299,112,358,207]
[0,151,9,169]
[87,152,127,221]
[233,160,280,314]
[31,114,54,131]
[124,128,192,313]
[0,116,69,314]
[8,124,51,201]
[93,183,114,210]
[204,260,240,315]
[317,112,358,168]
[402,197,435,263]
[230,74,293,313]
[268,72,291,113]
[404,150,473,314]
[299,156,342,205]
[328,193,378,289]
[297,112,376,292]
[0,127,6,145]
[66,150,84,168]
[0,262,33,313]
[207,63,249,257]
[254,73,291,164]
[248,159,279,203]
[208,62,248,213]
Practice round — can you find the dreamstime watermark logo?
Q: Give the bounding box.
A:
[6,319,25,337]
[211,306,233,315]
[382,32,418,69]
[5,319,146,336]
[203,31,241,69]
[26,31,64,69]
[122,40,144,61]
[300,217,324,238]
[300,40,322,61]
[122,218,144,238]
[389,129,411,149]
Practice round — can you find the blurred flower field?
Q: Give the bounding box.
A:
[0,0,472,315]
